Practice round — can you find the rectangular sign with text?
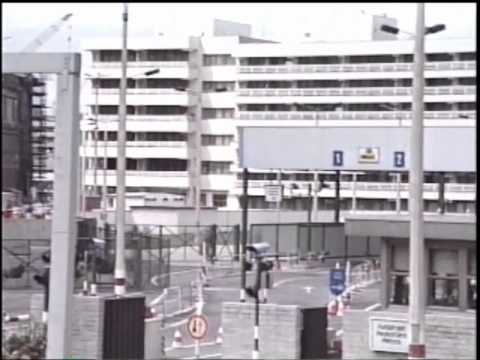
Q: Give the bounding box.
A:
[369,317,408,353]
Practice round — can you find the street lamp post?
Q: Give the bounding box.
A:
[381,6,445,359]
[114,2,128,296]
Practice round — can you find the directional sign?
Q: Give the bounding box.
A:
[187,314,208,340]
[333,150,343,167]
[394,151,405,168]
[264,184,282,203]
[329,268,346,296]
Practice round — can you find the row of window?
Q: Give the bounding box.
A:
[89,131,187,142]
[239,102,476,112]
[390,247,476,309]
[201,134,234,146]
[201,108,235,119]
[203,54,235,66]
[239,77,476,89]
[202,81,236,92]
[92,78,189,89]
[93,50,189,62]
[247,196,475,213]
[237,171,476,184]
[93,105,188,115]
[239,52,476,66]
[86,158,232,173]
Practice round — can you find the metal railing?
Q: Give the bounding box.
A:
[237,110,476,121]
[95,88,190,95]
[235,180,476,193]
[238,86,476,97]
[92,60,188,68]
[83,140,187,148]
[238,61,476,74]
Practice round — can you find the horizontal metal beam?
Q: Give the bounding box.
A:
[2,53,81,74]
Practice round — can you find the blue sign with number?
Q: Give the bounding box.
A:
[333,151,343,167]
[329,268,346,296]
[394,151,405,168]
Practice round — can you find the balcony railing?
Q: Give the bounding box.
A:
[238,61,476,74]
[92,61,188,68]
[237,111,476,121]
[83,140,187,148]
[234,180,475,193]
[238,86,476,97]
[95,88,190,95]
[93,170,189,177]
[96,115,188,122]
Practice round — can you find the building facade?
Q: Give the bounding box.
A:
[81,29,476,214]
[2,74,33,199]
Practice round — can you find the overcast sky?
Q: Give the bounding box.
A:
[2,2,476,52]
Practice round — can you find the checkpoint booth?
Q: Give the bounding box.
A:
[341,213,476,359]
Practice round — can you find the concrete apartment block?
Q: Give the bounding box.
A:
[343,308,476,359]
[70,295,105,359]
[222,302,302,359]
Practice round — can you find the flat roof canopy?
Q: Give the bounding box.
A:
[238,126,475,172]
[344,213,476,241]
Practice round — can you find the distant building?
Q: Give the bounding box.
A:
[2,74,33,199]
[81,21,475,214]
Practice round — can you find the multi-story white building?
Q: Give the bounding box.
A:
[81,22,476,214]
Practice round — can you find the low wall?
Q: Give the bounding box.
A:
[222,302,302,359]
[343,307,476,359]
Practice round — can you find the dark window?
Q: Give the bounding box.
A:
[213,194,227,208]
[457,52,476,61]
[428,249,459,307]
[426,53,454,62]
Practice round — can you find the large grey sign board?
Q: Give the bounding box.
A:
[238,126,475,172]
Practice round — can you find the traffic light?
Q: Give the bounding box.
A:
[33,268,50,287]
[245,286,258,299]
[259,260,274,272]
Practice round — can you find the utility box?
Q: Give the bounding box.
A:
[300,307,328,359]
[103,295,145,359]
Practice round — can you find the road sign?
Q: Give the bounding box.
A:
[264,184,282,203]
[394,151,405,168]
[329,268,346,296]
[187,314,208,340]
[333,150,343,166]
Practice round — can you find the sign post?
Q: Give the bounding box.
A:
[329,268,346,297]
[187,314,208,359]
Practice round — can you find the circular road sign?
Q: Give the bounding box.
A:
[187,314,208,340]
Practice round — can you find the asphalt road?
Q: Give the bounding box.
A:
[2,263,380,359]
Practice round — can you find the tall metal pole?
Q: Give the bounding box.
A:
[275,169,281,255]
[252,256,261,360]
[114,2,128,296]
[351,173,357,213]
[312,171,319,221]
[93,83,99,196]
[396,173,401,214]
[408,3,426,359]
[102,128,108,218]
[307,183,312,253]
[240,168,249,302]
[334,170,340,223]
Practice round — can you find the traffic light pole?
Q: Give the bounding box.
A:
[253,256,261,360]
[240,168,249,302]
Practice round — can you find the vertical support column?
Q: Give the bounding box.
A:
[240,168,249,302]
[307,183,312,253]
[275,169,281,255]
[351,173,357,213]
[114,3,128,296]
[458,249,468,310]
[380,239,390,309]
[313,171,319,220]
[46,54,81,359]
[437,172,445,214]
[334,170,340,223]
[233,225,240,261]
[408,4,426,359]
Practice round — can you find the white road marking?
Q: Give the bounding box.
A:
[304,286,314,293]
[183,353,222,359]
[364,303,381,311]
[272,272,328,289]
